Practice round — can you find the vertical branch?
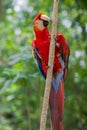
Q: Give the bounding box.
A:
[39,0,59,130]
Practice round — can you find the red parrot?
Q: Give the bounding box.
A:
[31,13,70,130]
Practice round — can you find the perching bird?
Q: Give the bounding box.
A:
[31,13,70,130]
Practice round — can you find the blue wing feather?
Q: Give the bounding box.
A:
[34,47,46,79]
[35,57,46,78]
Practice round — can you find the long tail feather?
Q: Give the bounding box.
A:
[49,79,64,130]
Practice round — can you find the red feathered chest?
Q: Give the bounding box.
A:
[34,28,63,73]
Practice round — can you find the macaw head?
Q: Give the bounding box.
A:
[33,13,50,31]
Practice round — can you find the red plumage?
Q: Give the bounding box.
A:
[31,13,70,130]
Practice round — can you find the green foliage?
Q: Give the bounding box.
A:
[0,0,87,130]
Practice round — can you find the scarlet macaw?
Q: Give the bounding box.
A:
[31,13,70,130]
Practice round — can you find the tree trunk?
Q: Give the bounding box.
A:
[39,0,59,130]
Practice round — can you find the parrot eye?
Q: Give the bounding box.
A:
[34,19,46,30]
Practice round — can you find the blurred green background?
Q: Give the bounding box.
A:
[0,0,87,130]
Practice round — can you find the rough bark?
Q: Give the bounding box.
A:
[39,0,59,130]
